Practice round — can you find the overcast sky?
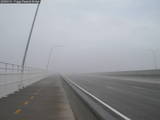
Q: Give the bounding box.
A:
[0,0,160,73]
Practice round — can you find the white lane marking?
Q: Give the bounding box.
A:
[132,86,160,92]
[132,86,145,90]
[106,86,117,90]
[63,76,131,120]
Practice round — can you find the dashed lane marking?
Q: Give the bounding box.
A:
[14,109,22,114]
[24,101,29,105]
[30,96,34,100]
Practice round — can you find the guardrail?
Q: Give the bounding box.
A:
[0,62,29,73]
[0,62,45,73]
[0,62,47,99]
[61,75,131,120]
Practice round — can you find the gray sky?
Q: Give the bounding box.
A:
[0,0,160,73]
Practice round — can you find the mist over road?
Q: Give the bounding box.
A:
[67,74,160,120]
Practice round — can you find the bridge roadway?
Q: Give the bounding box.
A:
[67,74,160,120]
[0,75,75,120]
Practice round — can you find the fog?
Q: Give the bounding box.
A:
[0,0,160,73]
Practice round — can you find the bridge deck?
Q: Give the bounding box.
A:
[0,75,75,120]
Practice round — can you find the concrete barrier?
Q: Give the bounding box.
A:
[0,72,47,98]
[0,62,48,99]
[62,78,99,120]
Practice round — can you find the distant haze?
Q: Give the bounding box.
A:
[0,0,160,73]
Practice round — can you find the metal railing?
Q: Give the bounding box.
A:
[0,62,25,73]
[0,62,43,74]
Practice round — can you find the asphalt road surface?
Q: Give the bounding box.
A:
[67,74,160,120]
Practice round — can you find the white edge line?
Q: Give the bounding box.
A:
[62,75,131,120]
